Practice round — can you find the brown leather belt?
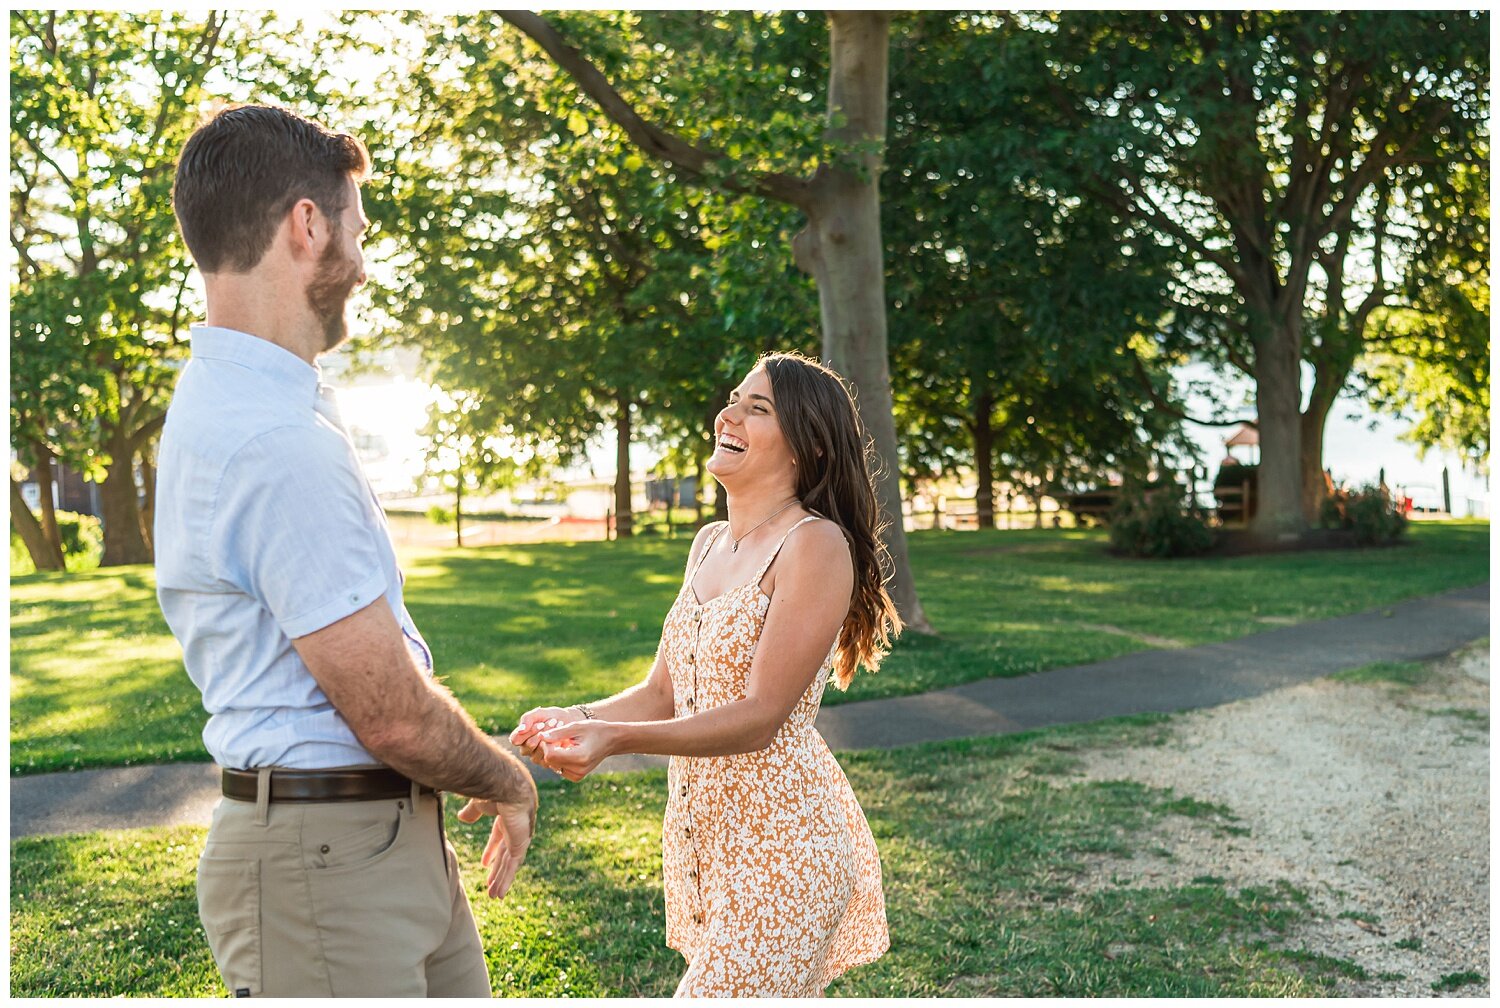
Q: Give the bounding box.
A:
[222,767,435,804]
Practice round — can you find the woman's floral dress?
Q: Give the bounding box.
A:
[658,517,888,997]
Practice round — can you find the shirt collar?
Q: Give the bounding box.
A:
[189,324,321,407]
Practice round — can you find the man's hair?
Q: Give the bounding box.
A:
[172,104,371,274]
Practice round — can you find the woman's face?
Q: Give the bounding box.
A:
[706,367,797,490]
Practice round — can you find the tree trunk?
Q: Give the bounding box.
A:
[705,386,731,525]
[11,477,65,571]
[614,393,633,538]
[137,446,157,553]
[973,390,995,530]
[1299,349,1358,524]
[1248,320,1306,540]
[98,432,152,566]
[31,445,62,555]
[454,476,464,547]
[694,455,706,524]
[795,11,931,633]
[1299,391,1336,526]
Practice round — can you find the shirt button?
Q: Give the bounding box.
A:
[679,785,688,796]
[349,593,359,604]
[320,844,330,854]
[684,827,691,837]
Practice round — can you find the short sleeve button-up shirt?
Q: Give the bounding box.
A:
[154,325,433,770]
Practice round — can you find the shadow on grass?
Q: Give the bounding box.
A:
[11,521,1489,774]
[13,715,1358,996]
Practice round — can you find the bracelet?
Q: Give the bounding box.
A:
[573,702,596,720]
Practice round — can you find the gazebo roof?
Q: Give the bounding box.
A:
[1225,424,1259,447]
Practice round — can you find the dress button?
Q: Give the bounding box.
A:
[679,785,688,796]
[684,827,691,837]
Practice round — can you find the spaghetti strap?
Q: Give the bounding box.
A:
[751,515,822,584]
[689,522,728,583]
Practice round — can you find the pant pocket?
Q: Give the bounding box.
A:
[198,856,262,997]
[310,815,401,871]
[307,803,405,874]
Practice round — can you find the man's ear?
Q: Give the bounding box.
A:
[286,197,323,261]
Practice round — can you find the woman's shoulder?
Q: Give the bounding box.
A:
[694,519,730,544]
[782,514,851,563]
[685,520,728,569]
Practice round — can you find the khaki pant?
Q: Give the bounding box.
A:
[197,780,490,997]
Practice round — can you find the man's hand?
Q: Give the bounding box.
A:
[510,706,584,766]
[455,794,536,899]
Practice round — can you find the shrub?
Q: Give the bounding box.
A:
[426,504,454,526]
[1336,485,1408,546]
[55,510,102,560]
[10,511,103,575]
[1319,483,1408,546]
[1109,488,1215,558]
[10,530,37,576]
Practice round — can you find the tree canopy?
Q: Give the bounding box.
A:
[999,10,1488,535]
[10,11,327,565]
[11,10,1487,578]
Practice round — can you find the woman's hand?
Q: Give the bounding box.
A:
[509,706,584,765]
[537,720,621,782]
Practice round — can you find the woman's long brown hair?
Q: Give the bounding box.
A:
[760,351,903,688]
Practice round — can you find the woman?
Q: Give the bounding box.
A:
[510,351,901,997]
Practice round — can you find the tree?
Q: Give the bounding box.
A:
[1012,11,1488,538]
[10,12,329,566]
[495,11,934,631]
[352,15,758,539]
[884,13,1191,527]
[10,463,65,571]
[1359,158,1489,472]
[420,392,524,547]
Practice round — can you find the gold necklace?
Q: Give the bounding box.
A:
[729,498,800,553]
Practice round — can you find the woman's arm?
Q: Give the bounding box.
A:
[539,520,852,778]
[582,649,676,722]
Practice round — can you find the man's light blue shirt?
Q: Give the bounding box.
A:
[155,325,433,770]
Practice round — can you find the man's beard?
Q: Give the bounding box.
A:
[306,233,361,353]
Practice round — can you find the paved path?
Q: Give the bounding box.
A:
[11,583,1488,839]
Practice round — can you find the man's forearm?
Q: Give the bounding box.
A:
[371,682,536,804]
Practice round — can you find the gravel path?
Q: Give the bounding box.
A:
[1069,639,1490,997]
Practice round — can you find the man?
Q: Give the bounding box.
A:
[156,104,535,997]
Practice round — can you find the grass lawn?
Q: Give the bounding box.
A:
[10,520,1489,774]
[10,715,1358,997]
